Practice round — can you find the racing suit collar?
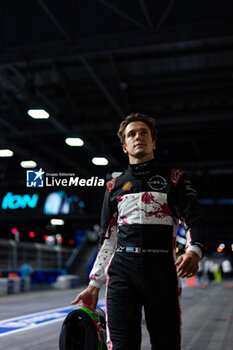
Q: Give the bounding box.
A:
[127,158,156,176]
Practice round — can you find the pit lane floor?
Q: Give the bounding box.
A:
[0,281,232,350]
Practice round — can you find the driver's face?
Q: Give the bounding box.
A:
[122,121,156,163]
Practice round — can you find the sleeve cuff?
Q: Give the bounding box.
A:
[186,245,202,258]
[89,279,104,289]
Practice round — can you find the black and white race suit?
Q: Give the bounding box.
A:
[89,159,206,350]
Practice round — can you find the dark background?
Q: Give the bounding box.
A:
[0,0,233,254]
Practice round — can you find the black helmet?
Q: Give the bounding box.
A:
[59,306,107,350]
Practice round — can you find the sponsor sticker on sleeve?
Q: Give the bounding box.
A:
[170,169,185,186]
[106,178,117,193]
[184,180,197,196]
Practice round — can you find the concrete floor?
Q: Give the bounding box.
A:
[0,280,232,350]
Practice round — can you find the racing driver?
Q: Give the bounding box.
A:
[71,113,206,350]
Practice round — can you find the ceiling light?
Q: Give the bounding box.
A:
[65,137,84,146]
[50,218,64,225]
[27,109,50,119]
[92,157,108,166]
[20,160,37,168]
[0,149,14,157]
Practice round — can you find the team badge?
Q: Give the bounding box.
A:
[122,182,132,191]
[170,169,185,186]
[106,178,117,193]
[147,176,167,191]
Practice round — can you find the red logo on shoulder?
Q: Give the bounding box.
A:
[106,178,117,193]
[170,169,184,186]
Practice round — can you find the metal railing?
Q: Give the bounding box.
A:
[0,239,73,270]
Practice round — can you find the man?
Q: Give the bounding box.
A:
[71,113,206,350]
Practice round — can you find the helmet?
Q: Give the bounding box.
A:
[59,306,107,350]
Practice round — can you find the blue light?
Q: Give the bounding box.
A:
[1,192,39,210]
[79,201,85,208]
[177,225,186,237]
[200,199,214,205]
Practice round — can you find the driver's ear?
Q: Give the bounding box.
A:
[122,144,128,154]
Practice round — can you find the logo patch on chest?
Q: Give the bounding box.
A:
[147,175,167,191]
[122,181,132,191]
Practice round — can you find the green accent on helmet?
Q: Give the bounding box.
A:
[74,307,108,350]
[75,307,100,323]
